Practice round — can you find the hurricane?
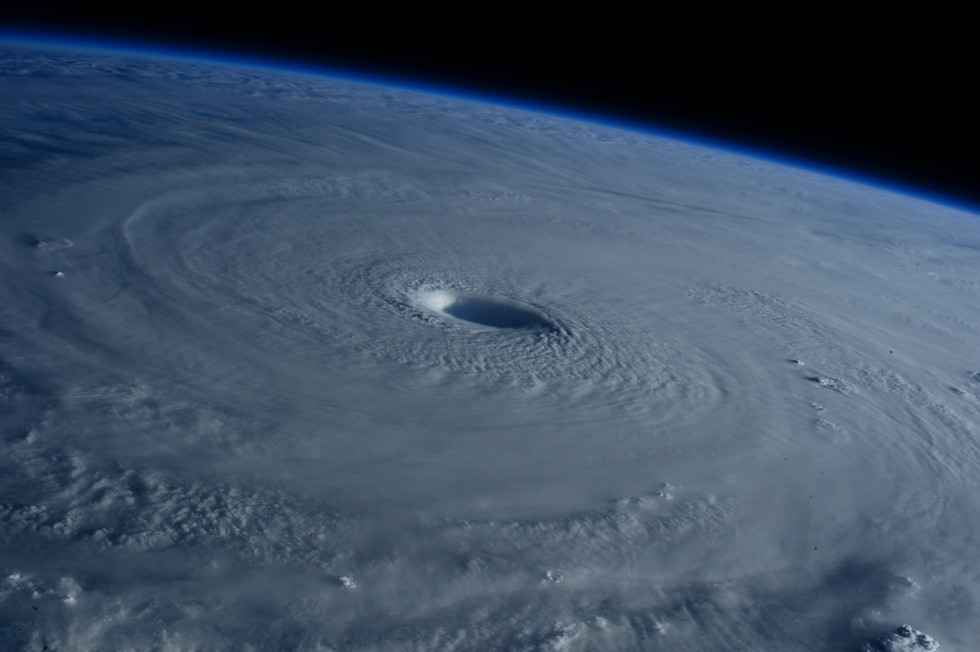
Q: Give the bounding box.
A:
[0,43,976,650]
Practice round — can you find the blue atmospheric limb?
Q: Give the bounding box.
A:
[2,28,975,215]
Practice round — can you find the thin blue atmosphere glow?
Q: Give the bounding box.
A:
[1,28,975,214]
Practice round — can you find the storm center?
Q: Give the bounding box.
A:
[416,290,554,330]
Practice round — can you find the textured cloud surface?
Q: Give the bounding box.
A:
[1,44,978,649]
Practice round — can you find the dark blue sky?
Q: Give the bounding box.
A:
[2,4,976,211]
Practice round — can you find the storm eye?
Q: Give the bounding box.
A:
[416,290,555,331]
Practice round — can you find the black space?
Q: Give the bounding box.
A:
[2,5,977,210]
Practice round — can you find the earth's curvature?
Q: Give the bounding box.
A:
[0,42,975,650]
